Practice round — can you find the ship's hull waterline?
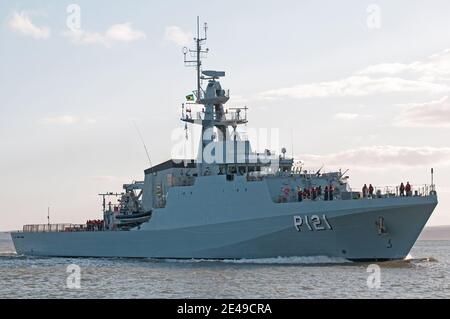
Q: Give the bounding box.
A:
[11,195,437,261]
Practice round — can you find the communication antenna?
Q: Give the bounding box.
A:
[47,207,50,226]
[183,16,209,103]
[132,120,152,167]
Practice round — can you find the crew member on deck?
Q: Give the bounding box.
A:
[297,188,303,202]
[400,182,405,196]
[312,187,317,200]
[369,184,374,198]
[362,184,368,198]
[406,182,412,197]
[324,186,329,201]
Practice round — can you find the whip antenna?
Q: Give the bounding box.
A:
[132,120,152,167]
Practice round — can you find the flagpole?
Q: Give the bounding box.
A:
[431,168,434,190]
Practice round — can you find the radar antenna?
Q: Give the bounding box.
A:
[183,16,209,103]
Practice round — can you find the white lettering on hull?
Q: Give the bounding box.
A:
[294,215,333,232]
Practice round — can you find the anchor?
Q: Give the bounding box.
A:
[375,216,388,235]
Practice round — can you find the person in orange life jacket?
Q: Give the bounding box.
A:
[362,184,368,198]
[324,185,329,201]
[369,184,374,198]
[400,182,405,196]
[405,182,412,196]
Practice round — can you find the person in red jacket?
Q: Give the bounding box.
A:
[329,184,334,201]
[405,182,412,196]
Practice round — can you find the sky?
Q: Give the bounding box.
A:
[1,0,450,231]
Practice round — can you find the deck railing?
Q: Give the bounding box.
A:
[350,184,436,199]
[275,184,436,203]
[23,223,87,233]
[182,105,247,123]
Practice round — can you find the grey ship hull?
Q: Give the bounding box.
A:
[11,194,437,261]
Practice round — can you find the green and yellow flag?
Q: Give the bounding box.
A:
[186,94,195,102]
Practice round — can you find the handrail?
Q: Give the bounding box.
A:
[274,183,436,204]
[350,184,435,198]
[22,223,96,233]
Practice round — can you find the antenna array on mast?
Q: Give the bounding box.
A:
[183,16,209,103]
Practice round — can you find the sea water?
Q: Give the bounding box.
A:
[0,231,449,298]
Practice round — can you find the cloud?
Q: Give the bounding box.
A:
[334,113,372,121]
[334,113,360,120]
[300,145,450,170]
[104,23,146,42]
[62,23,145,47]
[258,48,450,100]
[165,26,192,46]
[62,30,104,45]
[259,76,449,100]
[357,48,450,83]
[230,94,251,106]
[7,11,50,39]
[42,115,77,125]
[41,116,96,125]
[357,63,411,75]
[395,96,450,128]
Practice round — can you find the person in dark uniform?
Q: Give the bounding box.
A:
[400,182,405,196]
[362,184,368,198]
[297,188,303,202]
[369,184,374,198]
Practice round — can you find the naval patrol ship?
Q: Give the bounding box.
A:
[11,19,438,261]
